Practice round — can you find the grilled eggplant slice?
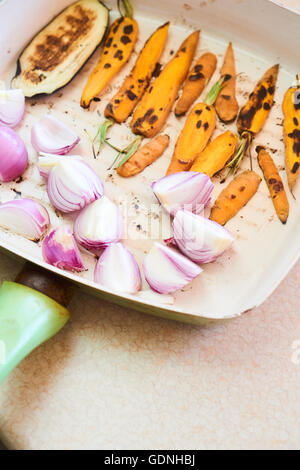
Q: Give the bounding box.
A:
[12,0,109,97]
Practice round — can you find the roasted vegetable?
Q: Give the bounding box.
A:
[81,0,138,108]
[257,147,289,224]
[191,131,238,177]
[226,64,279,176]
[131,30,200,138]
[117,134,170,177]
[175,52,217,117]
[166,103,216,175]
[215,43,239,123]
[282,83,300,193]
[210,170,262,225]
[12,0,109,98]
[105,22,170,123]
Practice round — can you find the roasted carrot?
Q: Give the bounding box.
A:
[117,134,170,177]
[131,30,200,138]
[191,131,239,177]
[282,83,300,193]
[257,147,289,224]
[105,22,170,123]
[226,64,279,176]
[175,52,217,117]
[81,0,138,108]
[215,43,239,123]
[166,103,216,175]
[210,170,262,225]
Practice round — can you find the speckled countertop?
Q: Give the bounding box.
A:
[0,0,300,451]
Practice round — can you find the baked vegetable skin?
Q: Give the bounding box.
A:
[215,43,239,123]
[191,130,238,177]
[81,0,138,108]
[12,0,109,98]
[257,147,289,224]
[166,102,216,175]
[105,22,170,123]
[117,134,170,177]
[282,85,300,193]
[210,170,262,226]
[175,52,217,117]
[226,64,279,176]
[131,30,200,138]
[237,64,279,135]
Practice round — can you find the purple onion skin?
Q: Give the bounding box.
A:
[42,227,85,273]
[0,127,28,182]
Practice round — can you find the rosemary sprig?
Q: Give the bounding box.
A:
[224,132,252,179]
[204,75,228,106]
[96,119,113,155]
[84,128,97,159]
[117,136,143,168]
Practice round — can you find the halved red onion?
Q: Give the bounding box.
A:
[74,196,124,251]
[31,115,80,155]
[0,198,50,241]
[47,159,104,213]
[42,226,85,273]
[143,242,202,294]
[173,210,234,264]
[94,243,142,295]
[0,89,25,127]
[0,127,28,182]
[38,153,83,178]
[152,172,214,216]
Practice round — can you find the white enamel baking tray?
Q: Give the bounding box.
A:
[0,0,299,324]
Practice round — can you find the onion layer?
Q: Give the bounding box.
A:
[0,198,50,241]
[0,127,28,182]
[173,210,234,264]
[152,172,214,216]
[43,226,85,272]
[31,115,80,155]
[47,159,104,213]
[0,89,25,128]
[94,243,142,295]
[38,153,83,178]
[143,242,202,294]
[74,196,124,251]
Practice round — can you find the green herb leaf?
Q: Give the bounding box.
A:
[116,136,143,169]
[204,75,227,106]
[95,119,114,155]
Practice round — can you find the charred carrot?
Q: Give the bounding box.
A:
[226,64,279,176]
[191,130,238,177]
[81,0,138,108]
[257,147,289,224]
[175,52,217,117]
[117,134,170,177]
[166,74,228,175]
[215,43,239,123]
[282,80,300,193]
[166,103,216,175]
[105,22,170,123]
[130,30,200,138]
[210,170,262,226]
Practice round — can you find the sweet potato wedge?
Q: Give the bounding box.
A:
[117,135,170,177]
[175,52,217,117]
[210,170,262,225]
[257,147,289,224]
[105,22,169,123]
[215,43,239,123]
[191,131,239,177]
[166,102,216,175]
[131,30,200,138]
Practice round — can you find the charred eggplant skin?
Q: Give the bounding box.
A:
[12,0,109,98]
